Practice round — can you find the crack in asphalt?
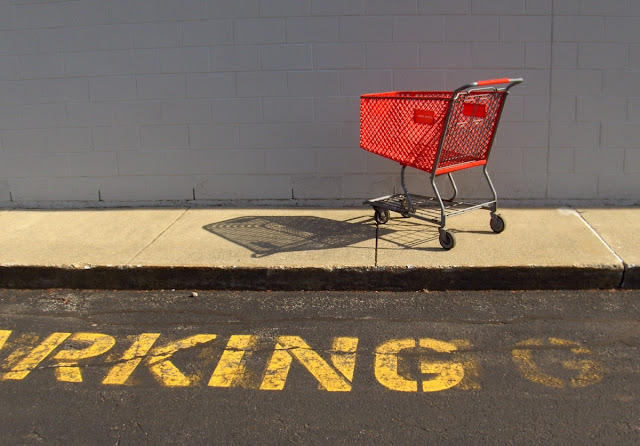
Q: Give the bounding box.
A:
[3,308,640,326]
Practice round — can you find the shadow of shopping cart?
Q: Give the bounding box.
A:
[203,215,391,258]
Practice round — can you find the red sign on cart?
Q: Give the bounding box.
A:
[413,109,434,125]
[463,103,486,118]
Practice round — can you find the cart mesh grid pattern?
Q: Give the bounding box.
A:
[360,90,505,174]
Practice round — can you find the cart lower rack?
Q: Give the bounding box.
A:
[360,78,523,249]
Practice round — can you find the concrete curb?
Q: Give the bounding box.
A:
[0,264,628,291]
[623,264,639,289]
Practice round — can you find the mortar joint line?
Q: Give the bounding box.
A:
[545,0,555,201]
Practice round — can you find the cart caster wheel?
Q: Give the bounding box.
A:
[400,198,414,217]
[374,207,390,224]
[490,213,506,233]
[439,229,456,250]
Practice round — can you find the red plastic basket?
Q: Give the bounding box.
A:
[360,89,506,175]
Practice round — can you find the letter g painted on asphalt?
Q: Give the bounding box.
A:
[374,338,465,392]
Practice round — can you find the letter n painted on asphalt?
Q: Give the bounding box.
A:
[374,338,465,392]
[260,336,359,392]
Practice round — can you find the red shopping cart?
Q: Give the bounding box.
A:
[361,78,523,249]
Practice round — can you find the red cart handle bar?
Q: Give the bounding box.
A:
[455,78,523,94]
[476,78,521,86]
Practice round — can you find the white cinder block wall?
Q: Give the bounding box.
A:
[0,0,638,204]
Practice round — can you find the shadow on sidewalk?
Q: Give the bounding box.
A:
[203,215,392,258]
[375,217,442,249]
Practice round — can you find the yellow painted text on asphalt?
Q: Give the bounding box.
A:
[260,336,358,391]
[374,338,464,392]
[0,330,607,392]
[511,337,605,388]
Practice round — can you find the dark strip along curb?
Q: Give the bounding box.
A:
[0,265,627,291]
[622,264,639,289]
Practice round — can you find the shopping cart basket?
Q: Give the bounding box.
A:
[361,78,523,249]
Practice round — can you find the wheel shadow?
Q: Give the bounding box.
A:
[375,216,443,251]
[375,213,499,251]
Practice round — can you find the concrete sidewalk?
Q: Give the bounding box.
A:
[0,206,637,290]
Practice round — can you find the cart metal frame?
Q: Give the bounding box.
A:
[361,78,523,249]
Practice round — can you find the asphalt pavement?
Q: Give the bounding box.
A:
[0,206,637,290]
[0,289,638,445]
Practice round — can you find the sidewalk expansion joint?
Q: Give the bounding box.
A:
[574,208,626,288]
[127,208,189,264]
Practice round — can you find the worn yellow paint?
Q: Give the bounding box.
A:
[53,333,116,382]
[260,343,291,391]
[208,335,258,387]
[0,330,10,352]
[2,332,71,380]
[103,333,161,385]
[548,338,605,388]
[330,337,359,382]
[450,339,482,391]
[2,334,40,372]
[374,338,465,392]
[419,338,465,392]
[549,337,589,353]
[147,334,217,387]
[374,338,418,392]
[512,338,563,388]
[0,330,611,392]
[512,337,605,388]
[260,336,356,391]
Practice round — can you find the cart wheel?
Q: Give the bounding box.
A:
[490,214,506,233]
[439,230,456,250]
[400,198,414,217]
[374,207,390,224]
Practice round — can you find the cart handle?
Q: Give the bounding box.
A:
[476,78,519,86]
[455,78,523,94]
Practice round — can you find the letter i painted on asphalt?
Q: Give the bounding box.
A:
[208,335,259,387]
